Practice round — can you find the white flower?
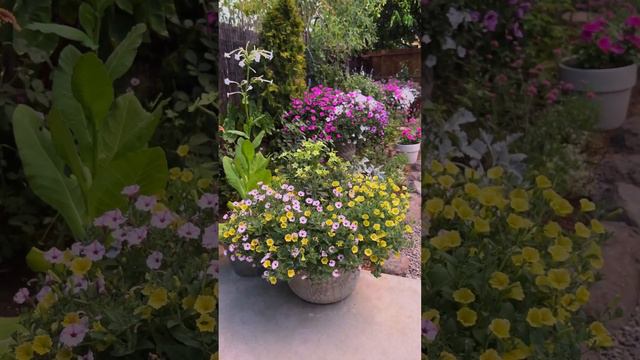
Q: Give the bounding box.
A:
[224,52,231,58]
[238,60,245,68]
[457,46,467,58]
[447,7,465,29]
[224,78,231,85]
[234,53,241,61]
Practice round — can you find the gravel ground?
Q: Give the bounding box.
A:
[401,222,421,279]
[598,307,640,360]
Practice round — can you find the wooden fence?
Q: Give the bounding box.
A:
[355,47,421,82]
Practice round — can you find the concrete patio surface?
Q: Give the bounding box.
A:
[219,257,421,360]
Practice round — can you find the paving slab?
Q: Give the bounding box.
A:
[219,257,421,360]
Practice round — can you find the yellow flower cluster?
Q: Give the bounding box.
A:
[422,160,612,358]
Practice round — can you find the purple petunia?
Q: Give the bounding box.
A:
[121,184,140,197]
[150,210,174,229]
[59,323,89,347]
[44,247,64,264]
[202,224,219,249]
[146,251,163,270]
[135,195,157,212]
[177,222,201,239]
[83,241,105,261]
[198,193,219,209]
[93,209,126,230]
[13,288,29,304]
[422,319,439,340]
[483,10,498,32]
[126,226,148,246]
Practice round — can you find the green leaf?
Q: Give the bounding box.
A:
[241,138,255,163]
[115,0,134,14]
[11,0,58,63]
[98,92,159,162]
[87,147,168,217]
[25,22,97,49]
[72,53,114,129]
[52,45,94,167]
[78,3,98,42]
[105,23,147,81]
[49,108,90,192]
[223,156,245,198]
[25,247,51,273]
[12,105,86,238]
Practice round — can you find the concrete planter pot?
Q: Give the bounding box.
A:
[288,270,360,304]
[559,60,638,129]
[395,142,420,164]
[230,258,262,277]
[336,143,356,161]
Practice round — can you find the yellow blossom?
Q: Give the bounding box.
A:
[487,166,504,179]
[591,219,606,234]
[580,198,596,212]
[547,268,571,290]
[456,307,477,327]
[180,170,194,182]
[148,287,168,309]
[288,269,296,278]
[32,335,52,355]
[489,272,510,290]
[576,286,590,304]
[521,247,540,263]
[465,183,480,197]
[452,288,476,304]
[536,175,552,188]
[194,295,216,314]
[507,214,533,230]
[426,198,444,215]
[431,160,444,173]
[510,198,529,212]
[69,257,92,276]
[575,222,591,238]
[548,245,570,262]
[544,221,562,238]
[526,307,556,327]
[15,342,33,360]
[507,282,524,301]
[550,198,573,216]
[196,313,216,332]
[489,318,510,339]
[440,351,457,360]
[177,144,189,157]
[437,175,455,188]
[474,217,490,233]
[480,349,502,360]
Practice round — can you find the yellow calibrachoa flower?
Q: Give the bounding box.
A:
[444,160,460,174]
[580,198,596,212]
[521,247,540,263]
[431,160,444,173]
[430,230,462,251]
[15,342,33,360]
[288,269,296,278]
[574,222,591,238]
[550,197,573,216]
[69,257,92,276]
[489,272,510,290]
[535,175,552,188]
[194,295,216,314]
[440,351,457,360]
[62,312,82,326]
[456,307,477,327]
[507,282,524,301]
[576,285,590,304]
[32,335,52,355]
[544,221,562,238]
[426,198,444,215]
[591,219,605,234]
[526,307,556,327]
[452,288,475,304]
[510,198,529,212]
[547,268,571,290]
[148,287,168,309]
[480,349,502,360]
[464,182,480,197]
[548,245,570,262]
[589,321,614,347]
[506,214,533,230]
[55,347,73,360]
[169,167,182,180]
[489,319,510,339]
[176,144,189,157]
[487,166,504,179]
[364,248,373,256]
[180,170,194,182]
[196,313,216,332]
[437,175,455,188]
[268,276,277,285]
[474,217,490,233]
[197,178,212,189]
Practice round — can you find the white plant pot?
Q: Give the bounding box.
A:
[559,60,637,130]
[396,142,420,164]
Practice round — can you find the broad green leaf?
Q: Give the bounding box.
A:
[225,130,249,138]
[11,0,58,63]
[49,108,89,192]
[140,1,168,36]
[52,45,93,167]
[25,22,97,49]
[115,0,134,14]
[78,3,98,42]
[99,93,159,162]
[241,137,255,163]
[12,105,86,238]
[72,53,114,130]
[105,23,147,81]
[252,130,265,149]
[25,247,51,273]
[223,156,245,198]
[87,147,168,217]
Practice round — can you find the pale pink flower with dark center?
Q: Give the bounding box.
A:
[202,224,218,249]
[44,247,64,264]
[146,251,163,270]
[59,323,88,347]
[151,210,174,229]
[121,184,140,197]
[135,195,157,211]
[13,288,29,304]
[197,193,218,209]
[93,209,126,229]
[332,269,340,277]
[83,241,105,261]
[207,260,219,278]
[126,227,148,246]
[178,222,201,239]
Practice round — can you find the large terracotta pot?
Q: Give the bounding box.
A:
[559,60,638,130]
[288,270,359,304]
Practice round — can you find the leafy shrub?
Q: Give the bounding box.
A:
[422,160,612,359]
[10,178,218,359]
[221,173,412,282]
[340,72,384,100]
[259,0,307,118]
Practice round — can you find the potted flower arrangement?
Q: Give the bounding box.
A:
[396,127,422,164]
[282,86,389,160]
[559,14,640,129]
[9,174,219,359]
[222,174,412,304]
[376,79,420,152]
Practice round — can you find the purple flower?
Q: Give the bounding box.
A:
[59,323,88,347]
[207,260,219,278]
[338,254,345,261]
[422,319,439,340]
[626,15,640,28]
[13,288,29,304]
[202,224,219,249]
[71,242,84,256]
[207,11,218,25]
[151,210,174,229]
[135,195,157,211]
[93,209,126,229]
[70,276,88,294]
[483,11,498,32]
[178,222,201,239]
[83,241,105,261]
[78,350,94,360]
[126,226,148,246]
[271,260,279,269]
[329,260,336,267]
[332,269,340,277]
[35,286,52,303]
[512,22,523,38]
[597,36,613,53]
[146,251,163,270]
[198,193,219,209]
[44,247,64,264]
[121,184,140,197]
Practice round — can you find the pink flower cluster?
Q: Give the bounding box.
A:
[579,15,640,59]
[377,79,419,113]
[283,85,389,146]
[400,127,422,145]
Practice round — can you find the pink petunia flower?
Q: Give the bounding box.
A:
[177,222,201,239]
[197,193,219,209]
[146,251,163,270]
[121,184,140,197]
[44,247,64,264]
[134,195,157,211]
[83,241,105,261]
[13,288,29,304]
[59,323,88,347]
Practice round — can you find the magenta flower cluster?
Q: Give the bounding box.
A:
[283,85,389,146]
[376,79,419,114]
[575,14,640,68]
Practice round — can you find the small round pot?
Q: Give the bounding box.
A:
[336,143,356,161]
[230,258,262,277]
[288,270,360,304]
[559,60,638,129]
[395,142,420,164]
